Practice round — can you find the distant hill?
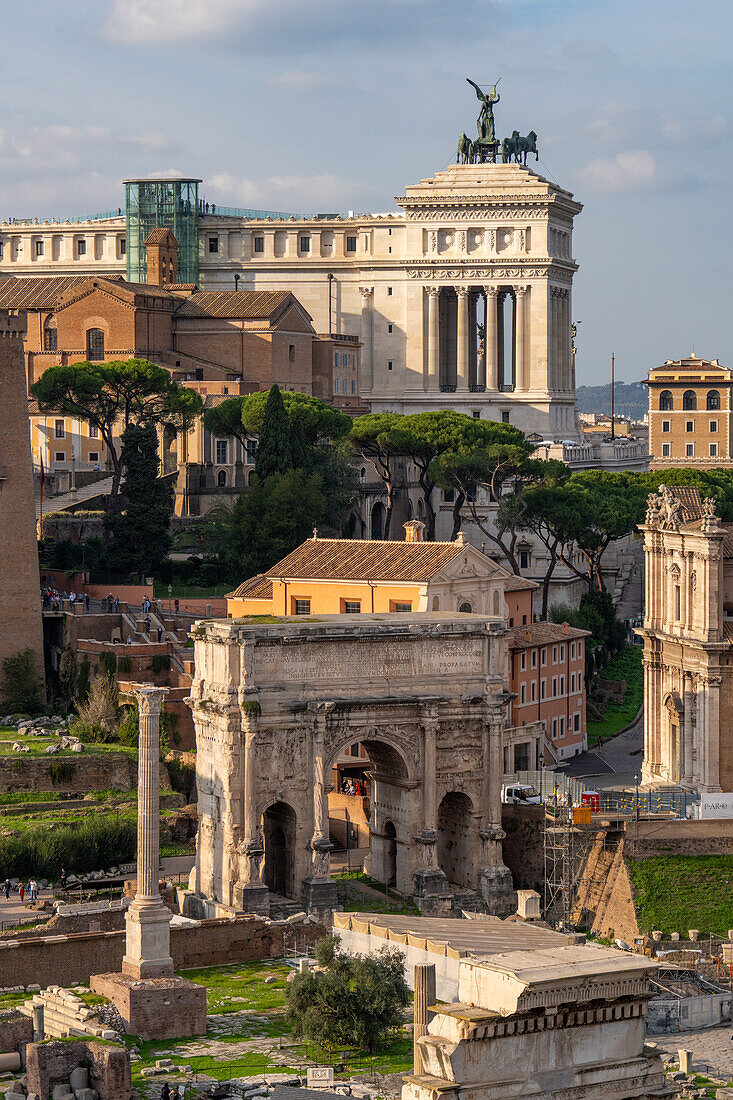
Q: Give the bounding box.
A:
[576,381,648,420]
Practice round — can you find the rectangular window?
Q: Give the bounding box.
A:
[559,675,565,694]
[351,379,356,394]
[577,641,583,659]
[299,235,310,252]
[552,645,558,664]
[388,360,393,371]
[559,716,565,737]
[501,410,510,423]
[89,425,99,438]
[578,670,583,691]
[541,678,546,700]
[675,585,681,620]
[686,420,694,432]
[560,644,565,661]
[552,676,557,697]
[346,236,357,252]
[520,652,526,671]
[686,443,694,457]
[443,488,454,503]
[662,443,671,456]
[388,323,393,333]
[216,440,227,464]
[574,713,580,732]
[662,420,670,432]
[289,344,295,362]
[552,718,558,739]
[343,600,361,614]
[531,650,537,669]
[571,672,576,692]
[710,420,718,432]
[44,327,57,352]
[55,451,65,462]
[54,420,65,438]
[540,647,547,667]
[294,599,311,615]
[530,680,536,702]
[89,451,99,463]
[120,238,126,255]
[208,237,219,253]
[35,240,44,257]
[246,439,257,462]
[77,239,86,256]
[710,443,718,457]
[519,550,530,569]
[520,683,526,704]
[253,236,264,253]
[0,242,4,259]
[570,642,576,659]
[334,378,340,394]
[391,601,412,612]
[387,287,393,295]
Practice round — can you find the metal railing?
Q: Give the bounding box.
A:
[510,769,587,807]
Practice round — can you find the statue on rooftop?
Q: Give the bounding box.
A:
[467,77,500,146]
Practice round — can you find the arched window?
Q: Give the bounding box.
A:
[682,390,697,410]
[44,316,57,352]
[459,601,473,613]
[659,390,673,410]
[432,596,440,611]
[86,328,105,361]
[217,470,227,487]
[707,390,721,410]
[359,467,367,484]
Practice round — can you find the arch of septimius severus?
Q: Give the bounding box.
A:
[187,613,518,919]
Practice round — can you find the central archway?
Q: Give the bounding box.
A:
[327,735,412,894]
[262,801,297,897]
[437,791,476,887]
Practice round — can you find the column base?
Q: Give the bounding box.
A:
[301,877,338,920]
[233,881,271,916]
[121,899,174,980]
[478,864,517,918]
[90,972,206,1041]
[412,868,452,916]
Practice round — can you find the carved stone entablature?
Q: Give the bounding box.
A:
[405,264,561,281]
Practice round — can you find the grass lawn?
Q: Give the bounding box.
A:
[586,645,643,745]
[0,732,138,758]
[179,961,292,1014]
[627,854,733,936]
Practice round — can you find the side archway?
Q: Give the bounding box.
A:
[261,801,297,897]
[437,791,476,887]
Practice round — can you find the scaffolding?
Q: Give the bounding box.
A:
[543,795,593,931]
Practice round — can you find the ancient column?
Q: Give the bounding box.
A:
[413,708,448,907]
[233,708,269,914]
[456,287,469,391]
[427,287,440,392]
[122,684,174,980]
[478,695,515,916]
[413,963,437,1076]
[302,704,337,916]
[682,674,693,786]
[359,286,374,391]
[485,287,498,390]
[514,285,528,391]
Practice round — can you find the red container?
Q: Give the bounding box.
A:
[581,790,600,811]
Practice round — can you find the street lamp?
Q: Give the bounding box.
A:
[635,771,640,823]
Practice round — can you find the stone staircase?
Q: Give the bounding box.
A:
[18,986,118,1041]
[268,894,307,921]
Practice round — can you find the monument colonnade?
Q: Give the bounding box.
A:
[359,281,571,396]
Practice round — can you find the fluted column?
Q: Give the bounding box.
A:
[359,286,374,391]
[427,287,440,392]
[122,683,174,980]
[514,285,528,391]
[456,287,469,392]
[485,287,498,390]
[309,706,333,883]
[478,695,515,914]
[413,963,437,1076]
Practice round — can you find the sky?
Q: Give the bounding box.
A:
[0,0,731,385]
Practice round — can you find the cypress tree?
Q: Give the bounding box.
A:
[105,423,173,576]
[255,384,293,479]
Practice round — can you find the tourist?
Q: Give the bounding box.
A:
[107,593,113,611]
[157,626,163,643]
[18,881,24,903]
[84,593,90,612]
[4,880,10,900]
[126,635,132,645]
[170,1087,181,1100]
[174,598,179,613]
[160,1084,171,1100]
[146,616,151,635]
[29,879,37,903]
[114,597,120,613]
[60,867,67,890]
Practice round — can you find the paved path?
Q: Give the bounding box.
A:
[562,715,644,792]
[0,887,53,929]
[651,1024,733,1080]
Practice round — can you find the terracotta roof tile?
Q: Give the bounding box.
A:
[503,575,538,591]
[175,290,293,320]
[144,228,178,246]
[228,574,273,599]
[0,275,124,310]
[663,485,704,521]
[509,622,590,648]
[263,537,467,583]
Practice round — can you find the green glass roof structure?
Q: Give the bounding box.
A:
[124,178,201,284]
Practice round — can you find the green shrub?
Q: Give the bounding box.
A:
[100,652,117,680]
[149,654,171,673]
[49,760,76,786]
[117,656,132,675]
[1,648,42,713]
[0,816,136,879]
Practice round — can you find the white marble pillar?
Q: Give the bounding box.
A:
[413,964,437,1076]
[704,676,721,790]
[359,287,374,391]
[682,675,694,785]
[122,684,174,980]
[485,287,498,390]
[456,287,469,392]
[478,696,514,914]
[427,287,440,392]
[514,285,528,391]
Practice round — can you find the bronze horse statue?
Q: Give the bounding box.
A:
[502,130,539,166]
[457,132,472,163]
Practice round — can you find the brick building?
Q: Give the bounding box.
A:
[645,353,733,469]
[0,311,45,696]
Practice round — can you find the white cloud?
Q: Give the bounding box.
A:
[206,170,379,214]
[579,150,663,193]
[104,0,270,43]
[661,113,728,147]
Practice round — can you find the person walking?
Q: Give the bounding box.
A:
[18,881,25,904]
[174,598,179,613]
[60,867,67,891]
[29,879,37,903]
[84,592,90,612]
[114,597,120,613]
[4,879,10,900]
[157,626,163,643]
[145,616,151,635]
[161,1084,171,1100]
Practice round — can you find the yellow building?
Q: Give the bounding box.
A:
[227,521,536,621]
[645,354,733,468]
